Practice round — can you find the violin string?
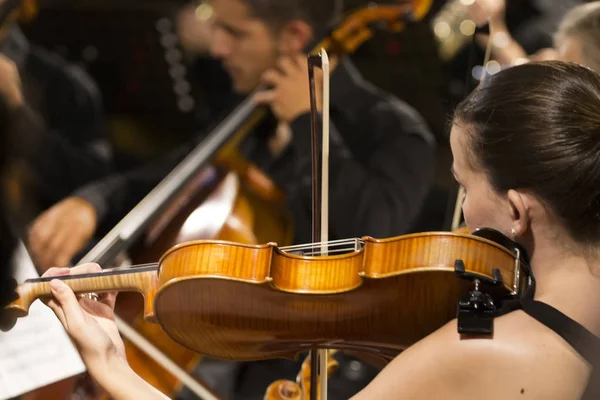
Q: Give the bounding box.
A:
[103,262,160,272]
[286,247,360,257]
[281,238,363,250]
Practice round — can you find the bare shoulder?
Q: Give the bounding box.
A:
[353,310,590,400]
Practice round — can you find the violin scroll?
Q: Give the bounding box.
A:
[4,265,160,325]
[317,1,433,57]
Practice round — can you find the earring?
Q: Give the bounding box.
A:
[510,227,516,237]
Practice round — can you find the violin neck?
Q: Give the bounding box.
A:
[8,264,159,319]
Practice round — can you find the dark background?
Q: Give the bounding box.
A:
[19,0,575,232]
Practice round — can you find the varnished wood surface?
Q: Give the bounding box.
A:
[8,230,526,377]
[7,268,157,319]
[152,232,525,361]
[362,232,517,278]
[271,248,363,293]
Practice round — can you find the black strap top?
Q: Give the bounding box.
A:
[500,294,600,399]
[466,228,600,399]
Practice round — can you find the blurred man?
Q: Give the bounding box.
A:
[0,23,112,269]
[28,0,436,273]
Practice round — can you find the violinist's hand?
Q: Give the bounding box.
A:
[470,0,506,27]
[253,54,322,123]
[43,265,171,400]
[0,54,24,109]
[42,264,126,369]
[28,197,97,272]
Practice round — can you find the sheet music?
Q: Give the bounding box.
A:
[0,242,86,400]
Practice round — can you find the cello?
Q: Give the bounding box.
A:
[63,2,435,399]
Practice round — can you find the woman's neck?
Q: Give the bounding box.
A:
[529,246,600,336]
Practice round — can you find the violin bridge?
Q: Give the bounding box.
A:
[280,238,363,257]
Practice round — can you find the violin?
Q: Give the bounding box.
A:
[7,230,529,352]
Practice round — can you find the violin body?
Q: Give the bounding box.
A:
[149,230,527,361]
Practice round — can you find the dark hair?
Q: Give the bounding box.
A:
[0,97,17,319]
[454,61,600,246]
[244,0,341,33]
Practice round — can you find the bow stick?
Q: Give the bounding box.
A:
[307,47,331,400]
[450,20,494,231]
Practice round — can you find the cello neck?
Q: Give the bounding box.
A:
[79,98,267,268]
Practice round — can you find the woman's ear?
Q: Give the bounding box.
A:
[507,189,530,237]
